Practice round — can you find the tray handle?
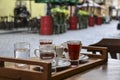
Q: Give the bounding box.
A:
[82,46,108,62]
[0,57,51,80]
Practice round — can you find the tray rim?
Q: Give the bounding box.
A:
[0,46,108,80]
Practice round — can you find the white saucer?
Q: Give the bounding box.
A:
[56,60,71,68]
[79,54,89,62]
[64,53,89,62]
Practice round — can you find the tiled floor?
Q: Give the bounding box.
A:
[0,20,120,58]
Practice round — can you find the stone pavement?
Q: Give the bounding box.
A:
[0,20,120,58]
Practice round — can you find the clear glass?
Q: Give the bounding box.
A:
[56,46,64,58]
[14,42,30,69]
[55,46,64,65]
[34,44,56,74]
[67,40,82,67]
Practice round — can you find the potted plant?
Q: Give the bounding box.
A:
[78,10,90,29]
[51,5,69,34]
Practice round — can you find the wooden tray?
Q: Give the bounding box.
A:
[0,46,108,80]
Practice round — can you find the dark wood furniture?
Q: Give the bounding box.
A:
[0,46,108,80]
[88,38,120,59]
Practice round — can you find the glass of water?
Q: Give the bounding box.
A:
[14,42,30,69]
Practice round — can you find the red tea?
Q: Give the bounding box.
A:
[68,43,81,60]
[40,52,55,60]
[40,42,52,45]
[40,39,52,45]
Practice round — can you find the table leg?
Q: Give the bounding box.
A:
[109,52,117,59]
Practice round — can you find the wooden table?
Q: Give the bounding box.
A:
[65,59,120,80]
[88,38,120,59]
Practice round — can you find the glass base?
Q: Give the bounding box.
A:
[70,60,79,67]
[51,66,56,74]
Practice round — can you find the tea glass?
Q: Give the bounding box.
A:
[34,44,56,74]
[67,40,82,67]
[14,42,30,69]
[39,39,53,53]
[55,46,64,65]
[56,46,64,58]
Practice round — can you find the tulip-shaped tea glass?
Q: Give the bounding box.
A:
[67,40,82,67]
[55,46,64,65]
[34,44,56,74]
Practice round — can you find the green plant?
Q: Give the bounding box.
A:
[51,6,69,33]
[78,10,90,29]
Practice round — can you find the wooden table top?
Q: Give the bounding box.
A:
[65,59,120,80]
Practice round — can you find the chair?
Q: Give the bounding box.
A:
[28,18,39,32]
[88,38,120,59]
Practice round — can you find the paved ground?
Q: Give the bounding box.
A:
[0,20,120,58]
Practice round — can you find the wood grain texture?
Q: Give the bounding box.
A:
[0,46,108,80]
[65,59,120,80]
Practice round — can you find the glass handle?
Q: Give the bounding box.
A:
[34,49,40,58]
